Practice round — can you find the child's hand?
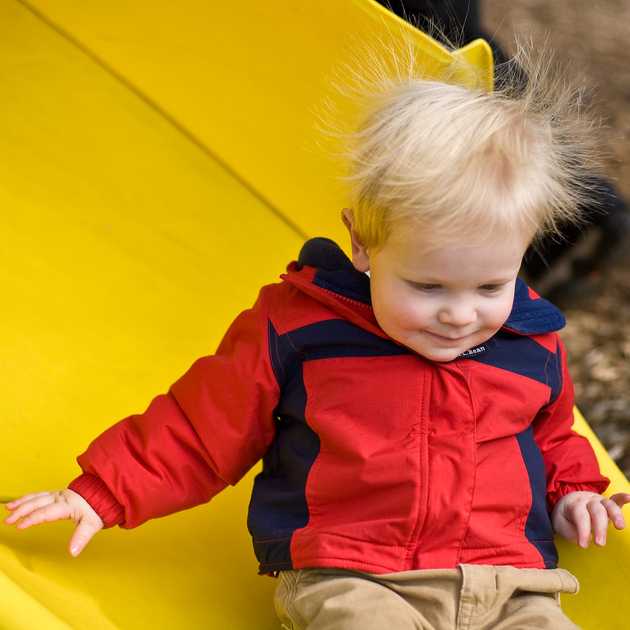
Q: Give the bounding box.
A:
[551,491,630,548]
[3,489,104,557]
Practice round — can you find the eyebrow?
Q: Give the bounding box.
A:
[405,277,513,285]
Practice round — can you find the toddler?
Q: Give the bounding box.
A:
[4,42,630,629]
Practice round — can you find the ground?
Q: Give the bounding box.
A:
[483,0,630,477]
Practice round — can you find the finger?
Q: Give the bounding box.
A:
[5,492,53,511]
[569,503,592,548]
[553,517,578,546]
[587,500,609,545]
[610,493,630,508]
[604,498,627,529]
[4,494,56,525]
[13,501,74,530]
[69,519,101,557]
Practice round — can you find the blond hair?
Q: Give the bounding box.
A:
[328,38,603,253]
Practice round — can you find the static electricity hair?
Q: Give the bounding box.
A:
[325,36,604,253]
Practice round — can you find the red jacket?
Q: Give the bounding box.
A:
[69,237,610,574]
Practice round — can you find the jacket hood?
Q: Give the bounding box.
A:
[280,237,565,338]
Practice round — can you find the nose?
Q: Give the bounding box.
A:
[437,298,477,328]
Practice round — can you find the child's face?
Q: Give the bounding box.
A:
[343,212,528,362]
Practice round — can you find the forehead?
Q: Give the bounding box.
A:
[379,228,527,281]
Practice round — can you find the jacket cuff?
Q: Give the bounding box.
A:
[547,478,611,513]
[68,473,125,528]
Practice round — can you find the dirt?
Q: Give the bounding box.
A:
[483,0,630,477]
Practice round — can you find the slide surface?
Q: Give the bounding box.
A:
[0,1,626,628]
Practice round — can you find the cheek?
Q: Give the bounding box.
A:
[372,287,431,331]
[482,296,514,329]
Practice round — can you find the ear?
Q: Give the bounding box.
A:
[341,208,370,272]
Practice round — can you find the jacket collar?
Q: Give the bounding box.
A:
[290,237,565,335]
[503,279,565,334]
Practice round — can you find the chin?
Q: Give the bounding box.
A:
[414,345,465,362]
[429,350,464,362]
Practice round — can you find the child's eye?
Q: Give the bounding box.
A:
[479,284,503,293]
[408,282,442,291]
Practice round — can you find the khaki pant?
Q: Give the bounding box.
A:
[274,564,581,629]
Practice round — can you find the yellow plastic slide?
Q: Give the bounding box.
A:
[0,1,627,627]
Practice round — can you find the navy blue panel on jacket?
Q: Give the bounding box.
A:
[467,332,563,402]
[516,426,559,568]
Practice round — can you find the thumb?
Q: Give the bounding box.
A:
[610,493,630,508]
[69,518,102,557]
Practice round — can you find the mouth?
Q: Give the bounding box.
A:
[425,331,471,344]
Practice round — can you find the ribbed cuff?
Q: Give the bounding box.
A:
[68,473,125,528]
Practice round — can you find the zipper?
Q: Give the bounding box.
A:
[282,274,394,341]
[318,285,373,308]
[282,273,373,309]
[405,366,430,569]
